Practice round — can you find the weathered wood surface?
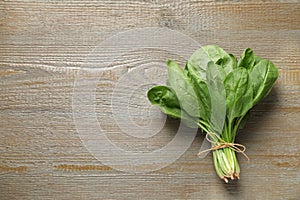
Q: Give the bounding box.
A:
[0,0,299,199]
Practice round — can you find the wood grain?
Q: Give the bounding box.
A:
[0,0,299,199]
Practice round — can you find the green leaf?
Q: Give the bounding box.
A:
[147,85,198,128]
[187,49,209,81]
[224,68,253,121]
[206,62,226,134]
[147,85,181,118]
[184,64,211,121]
[229,54,238,69]
[254,55,263,65]
[250,59,279,105]
[187,45,234,81]
[238,48,255,70]
[166,60,200,118]
[201,45,234,75]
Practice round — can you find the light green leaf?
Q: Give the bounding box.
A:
[187,45,234,81]
[184,64,211,121]
[206,62,226,134]
[254,55,263,65]
[166,60,200,118]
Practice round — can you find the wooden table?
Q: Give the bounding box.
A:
[1,1,299,199]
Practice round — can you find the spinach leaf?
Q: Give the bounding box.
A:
[184,63,211,121]
[201,45,234,75]
[147,85,181,118]
[147,85,198,127]
[238,48,255,70]
[224,68,253,121]
[187,45,234,81]
[254,55,263,65]
[250,59,279,105]
[229,53,238,69]
[206,62,226,134]
[166,60,200,118]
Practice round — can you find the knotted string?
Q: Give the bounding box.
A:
[197,132,250,161]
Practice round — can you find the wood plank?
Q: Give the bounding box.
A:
[1,0,299,199]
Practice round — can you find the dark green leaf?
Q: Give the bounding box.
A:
[250,59,279,105]
[147,85,181,118]
[229,54,238,69]
[224,68,253,121]
[238,48,255,70]
[147,85,198,128]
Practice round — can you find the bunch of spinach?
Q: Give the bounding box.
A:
[147,45,278,182]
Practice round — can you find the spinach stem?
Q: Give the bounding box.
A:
[210,120,241,182]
